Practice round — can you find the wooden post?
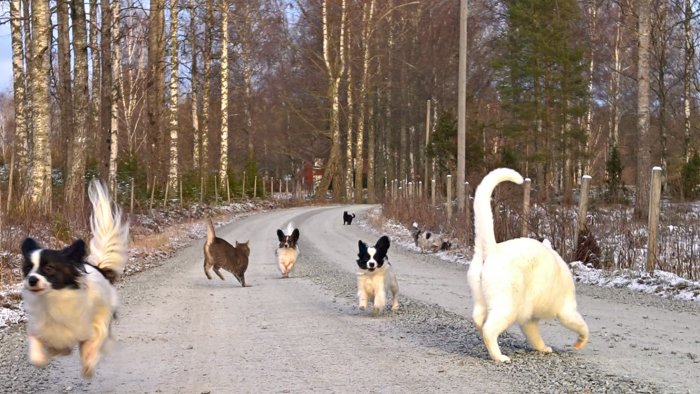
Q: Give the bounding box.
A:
[431,178,436,206]
[163,179,169,208]
[180,180,183,208]
[6,150,14,214]
[408,182,413,198]
[647,167,662,273]
[418,181,423,199]
[270,177,274,198]
[214,177,219,202]
[522,178,531,237]
[149,175,156,210]
[574,175,591,244]
[285,179,289,194]
[279,179,283,198]
[226,177,231,203]
[130,178,135,213]
[263,176,266,197]
[200,175,204,203]
[446,175,453,220]
[254,175,258,198]
[242,171,246,197]
[465,181,471,241]
[424,99,431,197]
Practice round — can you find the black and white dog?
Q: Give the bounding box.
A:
[21,179,129,377]
[356,235,399,314]
[411,222,451,253]
[343,211,356,225]
[276,223,300,278]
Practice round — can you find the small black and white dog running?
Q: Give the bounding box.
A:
[356,235,399,314]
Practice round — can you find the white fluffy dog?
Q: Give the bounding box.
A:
[356,235,399,314]
[276,222,300,278]
[21,179,129,377]
[466,168,589,362]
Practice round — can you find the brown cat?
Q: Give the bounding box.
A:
[203,218,250,287]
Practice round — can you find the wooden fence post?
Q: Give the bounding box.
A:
[130,178,135,213]
[254,176,258,198]
[200,176,204,203]
[647,167,662,273]
[180,180,183,208]
[242,171,246,197]
[226,177,231,203]
[431,178,436,206]
[446,175,453,220]
[149,175,156,210]
[522,178,531,237]
[163,179,169,208]
[574,175,591,245]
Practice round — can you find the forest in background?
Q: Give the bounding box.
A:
[0,0,699,220]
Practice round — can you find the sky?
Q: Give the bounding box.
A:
[0,5,13,92]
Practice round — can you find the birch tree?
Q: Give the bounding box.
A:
[108,0,122,193]
[147,0,166,182]
[635,0,652,219]
[65,0,90,204]
[218,0,230,189]
[683,0,694,165]
[27,0,52,212]
[190,0,200,170]
[167,0,180,193]
[100,0,113,179]
[90,0,100,153]
[201,0,213,178]
[10,0,29,192]
[316,0,347,199]
[354,0,376,203]
[344,6,354,202]
[57,0,74,173]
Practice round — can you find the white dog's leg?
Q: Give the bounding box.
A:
[373,288,387,314]
[358,287,368,310]
[482,311,515,363]
[389,280,399,311]
[80,311,111,378]
[520,320,552,353]
[472,300,487,333]
[558,308,589,350]
[28,335,50,367]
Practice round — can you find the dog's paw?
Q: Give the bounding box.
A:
[573,336,588,350]
[536,346,553,353]
[391,304,399,311]
[495,355,511,363]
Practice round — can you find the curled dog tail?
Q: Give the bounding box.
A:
[473,168,524,260]
[285,222,295,236]
[87,179,130,283]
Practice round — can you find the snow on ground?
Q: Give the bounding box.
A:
[359,206,700,304]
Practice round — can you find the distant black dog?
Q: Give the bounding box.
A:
[203,218,250,287]
[343,211,356,225]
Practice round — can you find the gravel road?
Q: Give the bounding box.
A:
[1,205,699,393]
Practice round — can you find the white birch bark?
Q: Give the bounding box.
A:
[167,0,180,194]
[10,0,29,191]
[28,0,52,212]
[354,0,375,203]
[635,0,651,219]
[683,0,693,164]
[109,0,122,194]
[201,0,212,176]
[190,0,200,169]
[218,0,230,189]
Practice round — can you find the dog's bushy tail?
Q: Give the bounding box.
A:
[87,179,129,282]
[473,168,524,260]
[206,218,216,244]
[285,222,295,236]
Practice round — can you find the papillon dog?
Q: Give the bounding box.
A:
[21,179,129,377]
[276,223,300,278]
[467,168,588,362]
[203,218,250,287]
[356,235,399,314]
[343,211,356,225]
[411,222,451,253]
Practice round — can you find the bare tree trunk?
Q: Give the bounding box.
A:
[147,0,166,184]
[683,0,694,166]
[218,0,230,189]
[27,0,52,212]
[167,0,180,193]
[201,0,212,179]
[89,0,100,160]
[57,0,74,177]
[635,0,651,219]
[316,0,347,199]
[239,1,255,167]
[100,0,113,179]
[456,0,467,211]
[367,92,376,203]
[108,0,122,194]
[584,0,597,175]
[66,0,90,205]
[10,0,29,194]
[191,0,200,170]
[609,8,622,150]
[344,14,355,202]
[354,0,375,203]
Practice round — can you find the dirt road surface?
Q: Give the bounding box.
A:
[1,205,699,393]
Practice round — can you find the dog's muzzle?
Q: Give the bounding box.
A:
[25,275,45,292]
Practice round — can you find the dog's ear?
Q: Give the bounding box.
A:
[277,229,285,242]
[291,228,300,242]
[375,236,390,253]
[358,240,368,254]
[21,238,40,257]
[62,239,87,262]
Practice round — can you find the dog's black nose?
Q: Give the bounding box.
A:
[28,276,38,286]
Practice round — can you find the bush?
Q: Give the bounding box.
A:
[681,151,700,200]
